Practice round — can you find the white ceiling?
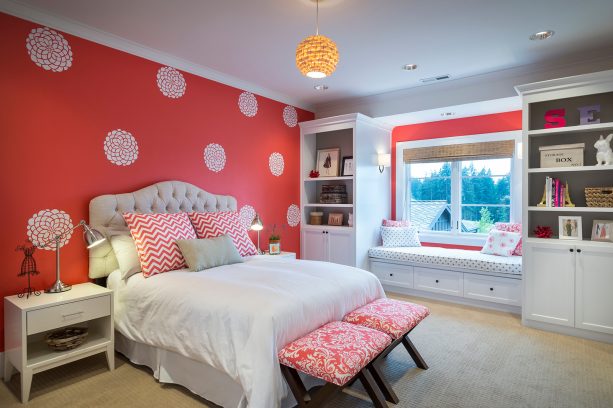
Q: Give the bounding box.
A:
[4,0,613,111]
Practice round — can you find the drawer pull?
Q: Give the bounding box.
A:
[389,273,394,277]
[435,279,439,284]
[570,248,574,252]
[577,249,582,253]
[62,311,84,320]
[490,287,494,291]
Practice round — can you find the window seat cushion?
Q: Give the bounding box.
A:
[369,246,522,276]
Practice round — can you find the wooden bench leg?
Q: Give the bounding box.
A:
[368,361,399,404]
[280,365,310,407]
[402,335,428,370]
[358,369,388,408]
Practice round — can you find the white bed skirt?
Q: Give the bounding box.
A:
[115,332,322,407]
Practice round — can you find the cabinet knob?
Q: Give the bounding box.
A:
[390,273,394,277]
[569,248,574,252]
[435,279,439,283]
[490,287,494,291]
[577,249,582,253]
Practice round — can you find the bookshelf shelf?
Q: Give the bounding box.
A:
[528,206,613,213]
[527,165,613,173]
[527,122,613,137]
[303,176,354,182]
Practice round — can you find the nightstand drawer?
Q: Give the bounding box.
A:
[27,295,111,335]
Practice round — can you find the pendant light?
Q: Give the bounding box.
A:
[295,0,339,78]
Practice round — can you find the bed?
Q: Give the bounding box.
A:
[89,181,385,407]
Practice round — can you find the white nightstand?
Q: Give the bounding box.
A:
[3,282,114,403]
[255,251,296,260]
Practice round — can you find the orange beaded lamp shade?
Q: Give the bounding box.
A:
[296,34,339,78]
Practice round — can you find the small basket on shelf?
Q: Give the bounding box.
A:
[45,327,88,351]
[585,187,613,207]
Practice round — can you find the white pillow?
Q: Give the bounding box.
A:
[109,235,141,279]
[381,226,421,247]
[481,229,521,257]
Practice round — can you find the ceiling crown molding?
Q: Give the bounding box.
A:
[0,0,314,111]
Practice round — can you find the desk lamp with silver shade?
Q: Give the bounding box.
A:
[250,214,264,255]
[40,220,106,293]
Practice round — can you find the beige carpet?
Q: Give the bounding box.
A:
[2,294,612,407]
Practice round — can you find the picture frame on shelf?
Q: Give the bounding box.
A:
[341,156,354,176]
[328,213,343,226]
[559,216,582,240]
[591,219,613,242]
[316,148,340,177]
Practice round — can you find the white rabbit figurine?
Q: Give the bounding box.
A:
[594,133,613,166]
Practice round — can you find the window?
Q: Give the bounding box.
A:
[398,132,521,245]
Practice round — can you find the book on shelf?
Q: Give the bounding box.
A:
[543,176,567,207]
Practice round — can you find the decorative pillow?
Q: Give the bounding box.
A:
[123,212,197,277]
[382,219,411,227]
[177,235,243,271]
[109,234,141,280]
[188,211,258,257]
[494,222,522,256]
[481,229,521,257]
[381,226,421,247]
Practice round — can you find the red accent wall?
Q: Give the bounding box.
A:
[0,13,313,351]
[391,111,522,250]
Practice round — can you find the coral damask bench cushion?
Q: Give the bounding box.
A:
[278,321,391,387]
[343,298,430,339]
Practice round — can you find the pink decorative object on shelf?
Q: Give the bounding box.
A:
[309,169,320,178]
[544,108,566,128]
[533,225,553,239]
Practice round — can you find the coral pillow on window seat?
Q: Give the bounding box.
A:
[481,229,521,257]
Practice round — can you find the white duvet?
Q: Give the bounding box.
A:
[108,258,385,407]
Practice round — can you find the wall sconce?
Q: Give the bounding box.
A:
[250,214,264,255]
[377,153,391,173]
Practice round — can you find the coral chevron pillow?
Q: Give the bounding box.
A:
[494,222,522,256]
[123,212,197,277]
[188,211,258,257]
[481,229,521,257]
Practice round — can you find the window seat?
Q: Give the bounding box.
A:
[368,246,522,276]
[368,246,522,313]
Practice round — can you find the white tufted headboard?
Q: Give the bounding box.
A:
[88,180,237,279]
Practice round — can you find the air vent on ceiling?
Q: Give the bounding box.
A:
[420,74,451,83]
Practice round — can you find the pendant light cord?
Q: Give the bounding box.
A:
[316,0,319,35]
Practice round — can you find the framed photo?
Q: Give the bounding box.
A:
[559,216,582,240]
[341,156,354,176]
[328,212,343,226]
[316,148,340,177]
[591,219,613,242]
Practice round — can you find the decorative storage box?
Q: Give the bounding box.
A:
[585,187,613,207]
[309,211,323,225]
[539,143,585,167]
[320,184,347,204]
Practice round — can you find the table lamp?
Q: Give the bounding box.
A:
[250,214,264,255]
[40,220,106,293]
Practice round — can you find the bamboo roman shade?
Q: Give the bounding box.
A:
[403,140,515,163]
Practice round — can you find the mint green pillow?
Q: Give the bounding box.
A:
[176,235,243,271]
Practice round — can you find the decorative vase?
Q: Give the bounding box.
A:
[269,240,281,255]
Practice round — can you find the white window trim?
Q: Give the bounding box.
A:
[396,130,522,247]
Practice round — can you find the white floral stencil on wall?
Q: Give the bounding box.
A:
[27,209,74,250]
[287,204,301,227]
[239,205,256,231]
[238,92,258,117]
[204,143,226,172]
[26,27,73,72]
[157,66,186,98]
[269,152,284,176]
[104,129,139,166]
[283,106,298,127]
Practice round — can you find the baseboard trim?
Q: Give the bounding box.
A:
[522,319,613,344]
[384,285,522,315]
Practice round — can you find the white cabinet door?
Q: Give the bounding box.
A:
[575,245,613,334]
[327,230,355,266]
[301,230,327,262]
[523,242,575,327]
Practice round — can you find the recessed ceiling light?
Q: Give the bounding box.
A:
[530,30,554,41]
[402,64,418,71]
[314,84,329,91]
